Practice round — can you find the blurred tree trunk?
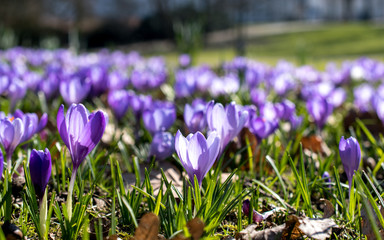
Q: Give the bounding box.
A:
[342,0,353,21]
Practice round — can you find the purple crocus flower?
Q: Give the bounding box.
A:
[179,54,191,67]
[88,64,108,96]
[250,88,267,107]
[249,117,279,141]
[272,73,295,96]
[131,57,167,91]
[175,130,220,186]
[0,75,10,95]
[29,148,51,201]
[108,90,131,121]
[353,84,374,112]
[57,103,107,220]
[142,105,176,135]
[322,171,331,189]
[328,88,346,108]
[149,132,175,160]
[57,104,107,171]
[13,110,48,143]
[59,73,91,105]
[8,78,27,111]
[39,67,61,99]
[306,97,333,129]
[289,114,303,130]
[339,136,361,196]
[107,70,129,91]
[0,118,24,172]
[129,93,153,118]
[184,100,207,133]
[174,69,197,98]
[206,101,248,153]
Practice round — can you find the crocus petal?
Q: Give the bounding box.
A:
[202,132,220,178]
[66,104,89,146]
[175,130,192,176]
[0,120,15,152]
[75,111,107,168]
[187,132,207,172]
[10,118,24,152]
[37,113,48,132]
[57,105,69,148]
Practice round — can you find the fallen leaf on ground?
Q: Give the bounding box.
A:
[298,217,337,240]
[134,212,160,240]
[238,215,337,240]
[320,198,335,218]
[282,215,303,240]
[237,224,285,240]
[187,218,205,240]
[301,135,331,156]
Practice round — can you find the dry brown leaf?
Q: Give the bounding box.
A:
[301,135,331,156]
[237,224,285,240]
[361,203,384,240]
[298,217,337,240]
[170,233,188,240]
[238,215,337,240]
[134,212,160,240]
[186,218,205,240]
[104,235,120,240]
[320,198,335,218]
[282,215,304,240]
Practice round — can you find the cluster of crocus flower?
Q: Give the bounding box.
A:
[2,48,384,133]
[0,110,47,173]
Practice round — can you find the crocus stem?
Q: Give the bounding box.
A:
[6,154,12,174]
[67,168,77,221]
[39,189,48,240]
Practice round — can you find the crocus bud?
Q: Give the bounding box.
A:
[29,148,51,201]
[339,136,361,196]
[322,171,331,189]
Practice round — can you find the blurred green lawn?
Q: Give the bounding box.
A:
[159,22,384,68]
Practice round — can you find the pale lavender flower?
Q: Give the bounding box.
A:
[175,130,220,186]
[149,132,175,160]
[353,84,374,112]
[59,73,91,104]
[143,104,176,135]
[206,101,248,153]
[108,90,131,121]
[184,100,207,133]
[306,97,333,129]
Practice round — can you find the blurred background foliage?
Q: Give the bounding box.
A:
[0,0,384,64]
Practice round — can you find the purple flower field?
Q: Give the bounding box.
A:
[0,47,384,239]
